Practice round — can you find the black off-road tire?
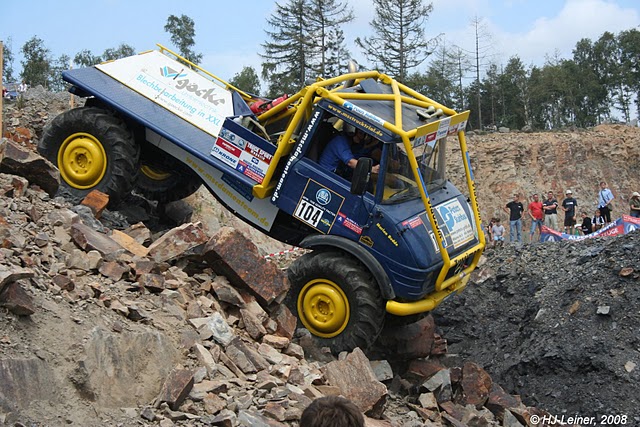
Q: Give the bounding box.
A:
[286,251,386,354]
[134,163,202,203]
[38,107,139,206]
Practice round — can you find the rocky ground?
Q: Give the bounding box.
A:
[1,88,639,427]
[435,238,640,423]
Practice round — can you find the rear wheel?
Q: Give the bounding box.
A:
[38,107,139,206]
[134,162,201,203]
[286,251,385,354]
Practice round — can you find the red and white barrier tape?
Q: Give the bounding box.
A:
[263,246,304,259]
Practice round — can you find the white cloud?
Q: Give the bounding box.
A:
[494,0,640,66]
[346,0,638,73]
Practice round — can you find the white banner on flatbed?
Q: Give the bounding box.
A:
[96,51,233,137]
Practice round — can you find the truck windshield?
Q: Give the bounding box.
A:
[380,137,447,204]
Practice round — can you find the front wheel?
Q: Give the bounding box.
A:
[38,107,139,206]
[286,251,385,354]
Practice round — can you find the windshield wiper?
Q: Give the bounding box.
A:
[383,186,421,204]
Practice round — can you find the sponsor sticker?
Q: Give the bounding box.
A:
[316,189,331,206]
[211,139,239,168]
[402,216,423,229]
[359,235,374,247]
[336,212,363,235]
[211,127,273,184]
[436,117,451,140]
[435,199,474,249]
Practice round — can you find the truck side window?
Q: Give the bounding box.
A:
[305,117,338,162]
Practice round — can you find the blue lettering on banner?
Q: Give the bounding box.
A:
[137,74,163,92]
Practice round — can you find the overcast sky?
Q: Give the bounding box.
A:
[2,0,639,87]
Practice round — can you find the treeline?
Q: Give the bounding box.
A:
[464,29,640,130]
[3,0,639,131]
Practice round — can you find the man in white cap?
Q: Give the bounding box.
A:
[630,191,640,218]
[561,189,577,235]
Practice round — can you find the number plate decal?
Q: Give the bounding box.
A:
[293,179,345,234]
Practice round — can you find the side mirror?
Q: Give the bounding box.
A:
[351,157,372,195]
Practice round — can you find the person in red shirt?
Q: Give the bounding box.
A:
[528,193,544,242]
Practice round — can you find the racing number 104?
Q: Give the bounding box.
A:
[295,200,323,227]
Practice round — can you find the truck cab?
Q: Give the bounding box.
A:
[253,77,484,352]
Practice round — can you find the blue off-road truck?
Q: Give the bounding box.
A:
[39,46,485,353]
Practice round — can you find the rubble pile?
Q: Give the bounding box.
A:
[0,144,564,427]
[436,239,640,423]
[2,86,80,150]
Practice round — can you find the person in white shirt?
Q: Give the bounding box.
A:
[597,181,614,224]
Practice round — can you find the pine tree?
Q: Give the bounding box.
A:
[355,0,439,82]
[261,0,355,96]
[306,0,353,78]
[261,0,309,97]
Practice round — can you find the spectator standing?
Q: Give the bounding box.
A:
[491,218,505,248]
[542,191,559,231]
[579,212,592,235]
[561,190,578,235]
[592,209,605,231]
[597,181,614,224]
[504,194,524,243]
[486,218,496,243]
[629,192,640,218]
[18,80,27,93]
[300,396,365,427]
[528,193,544,242]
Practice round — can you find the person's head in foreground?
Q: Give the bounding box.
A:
[300,396,365,427]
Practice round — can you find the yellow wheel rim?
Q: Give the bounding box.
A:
[297,279,350,338]
[57,132,107,189]
[140,165,172,181]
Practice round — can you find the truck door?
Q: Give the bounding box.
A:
[271,110,376,240]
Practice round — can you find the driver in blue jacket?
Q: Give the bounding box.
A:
[318,125,380,177]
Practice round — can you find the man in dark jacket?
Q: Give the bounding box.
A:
[504,194,524,243]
